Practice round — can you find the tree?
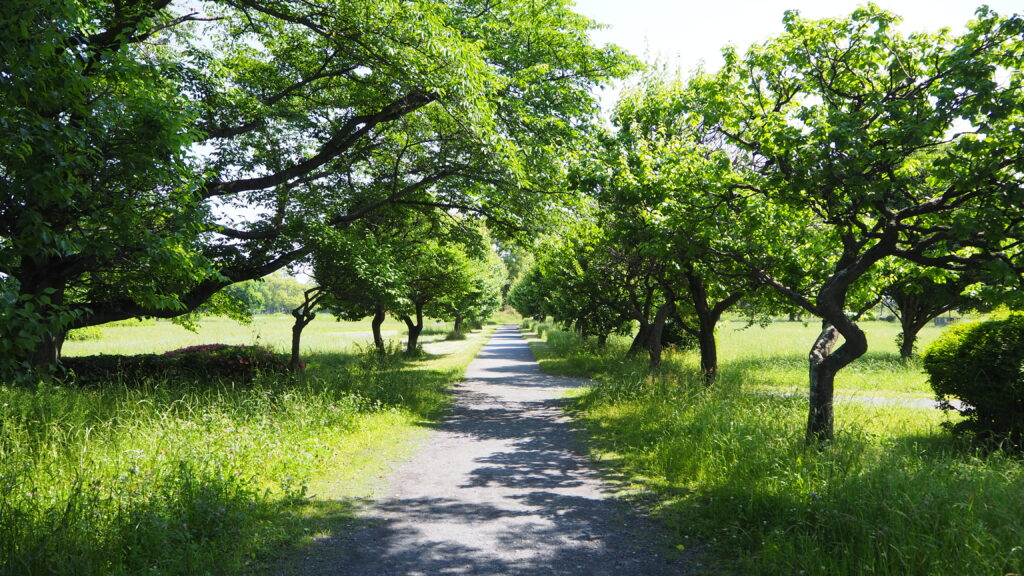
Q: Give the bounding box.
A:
[0,0,211,372]
[431,241,507,335]
[1,0,635,373]
[507,265,548,322]
[523,225,638,350]
[289,287,324,372]
[880,268,972,358]
[312,213,409,354]
[311,207,500,355]
[687,6,1024,441]
[396,241,477,355]
[601,71,766,379]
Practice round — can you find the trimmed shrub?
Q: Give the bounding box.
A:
[923,314,1024,445]
[63,344,293,385]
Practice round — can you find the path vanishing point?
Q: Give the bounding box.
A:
[277,325,697,575]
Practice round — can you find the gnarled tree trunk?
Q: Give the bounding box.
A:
[403,303,424,355]
[806,314,869,443]
[290,288,322,372]
[371,305,386,354]
[643,302,675,368]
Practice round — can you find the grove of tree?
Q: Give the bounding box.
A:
[510,5,1024,442]
[0,0,634,373]
[4,1,1023,446]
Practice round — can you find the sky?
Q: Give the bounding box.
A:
[573,0,1022,74]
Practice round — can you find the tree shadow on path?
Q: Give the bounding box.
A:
[269,326,701,576]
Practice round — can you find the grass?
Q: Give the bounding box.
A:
[62,314,435,357]
[525,319,1024,576]
[1,315,492,576]
[715,319,946,398]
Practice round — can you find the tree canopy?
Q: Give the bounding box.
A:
[510,4,1024,441]
[0,0,635,372]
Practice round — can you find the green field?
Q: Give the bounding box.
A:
[63,314,451,357]
[527,319,1024,576]
[2,316,492,576]
[715,318,948,398]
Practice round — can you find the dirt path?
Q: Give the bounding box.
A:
[282,325,695,575]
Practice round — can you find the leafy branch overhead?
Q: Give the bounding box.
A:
[0,0,636,372]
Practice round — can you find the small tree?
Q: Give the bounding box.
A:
[688,6,1024,441]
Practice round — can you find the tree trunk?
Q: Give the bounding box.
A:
[805,315,868,443]
[21,260,68,372]
[898,329,916,359]
[31,331,65,371]
[403,304,424,355]
[597,332,608,349]
[371,305,386,354]
[289,288,321,372]
[627,322,650,357]
[683,267,743,384]
[897,316,929,359]
[290,313,314,372]
[644,302,675,368]
[697,320,718,383]
[807,323,841,442]
[453,315,463,335]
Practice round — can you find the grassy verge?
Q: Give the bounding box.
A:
[525,321,1024,576]
[1,323,492,576]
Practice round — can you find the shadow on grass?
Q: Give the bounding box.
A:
[1,335,484,576]
[1,462,352,576]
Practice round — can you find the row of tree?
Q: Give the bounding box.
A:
[0,0,635,372]
[287,207,507,369]
[510,5,1024,442]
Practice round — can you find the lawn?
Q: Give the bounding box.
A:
[63,314,451,357]
[526,318,1024,576]
[1,315,493,576]
[715,318,948,398]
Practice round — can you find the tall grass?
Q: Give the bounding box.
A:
[527,321,1024,576]
[1,321,490,576]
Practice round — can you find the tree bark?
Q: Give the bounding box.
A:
[696,321,718,382]
[643,302,675,368]
[597,332,609,349]
[897,317,932,359]
[682,267,745,384]
[371,305,386,354]
[290,314,313,372]
[289,288,321,372]
[453,315,463,335]
[898,326,917,359]
[627,321,650,357]
[807,323,841,442]
[403,304,424,355]
[806,314,869,443]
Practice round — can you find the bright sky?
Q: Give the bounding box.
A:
[574,0,1022,73]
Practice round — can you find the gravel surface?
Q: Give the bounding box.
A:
[279,325,697,575]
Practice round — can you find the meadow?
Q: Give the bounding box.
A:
[1,315,492,576]
[62,314,451,356]
[526,318,1024,576]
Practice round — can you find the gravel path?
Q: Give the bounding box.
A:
[282,325,696,575]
